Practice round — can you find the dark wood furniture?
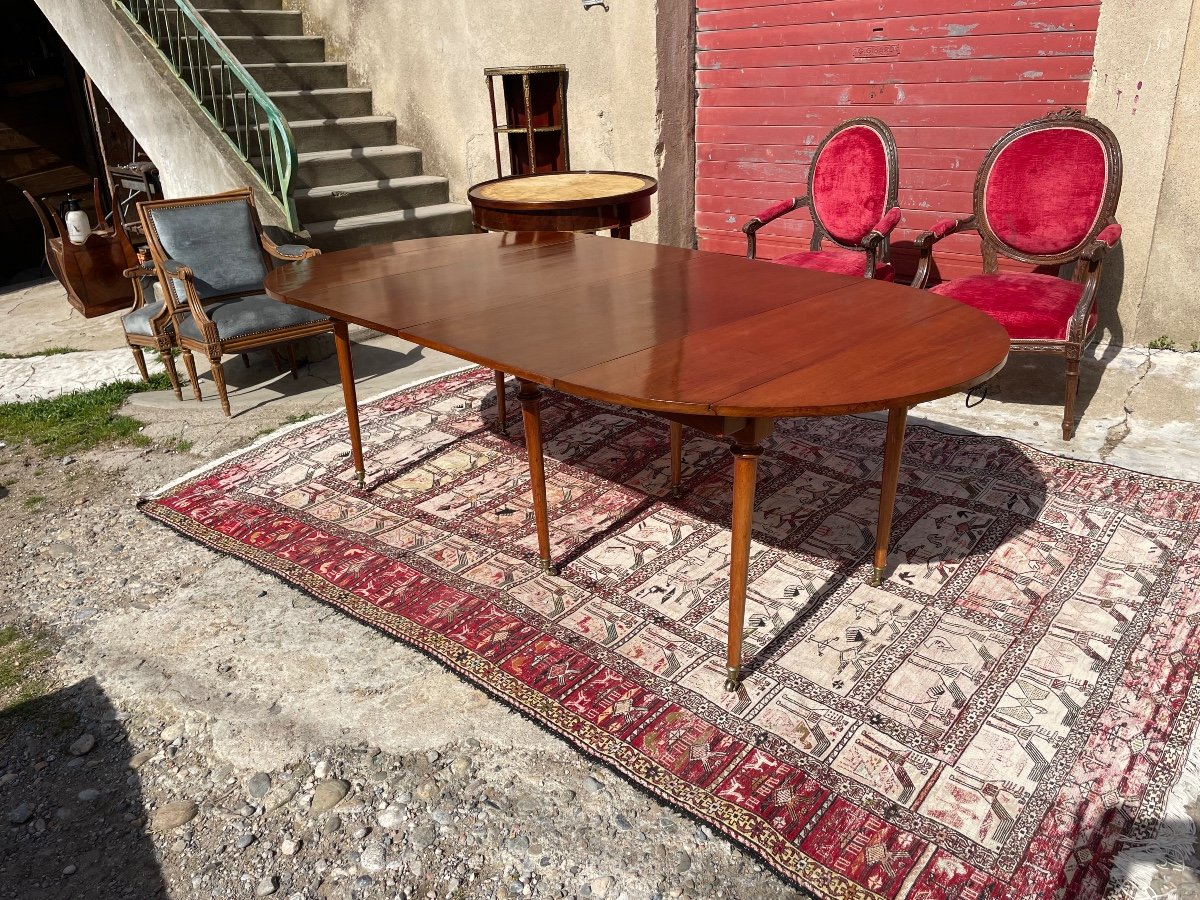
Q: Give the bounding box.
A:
[743,117,901,282]
[265,231,1009,691]
[139,187,331,416]
[468,171,657,239]
[485,65,569,177]
[912,108,1123,440]
[23,178,139,318]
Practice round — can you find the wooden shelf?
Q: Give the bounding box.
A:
[485,65,569,177]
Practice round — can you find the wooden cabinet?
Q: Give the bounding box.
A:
[485,65,569,177]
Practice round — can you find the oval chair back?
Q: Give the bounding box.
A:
[807,117,899,253]
[973,109,1122,271]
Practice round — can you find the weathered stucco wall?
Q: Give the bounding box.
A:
[1088,0,1200,346]
[1135,0,1200,345]
[285,0,689,245]
[35,0,288,226]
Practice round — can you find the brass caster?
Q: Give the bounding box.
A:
[541,559,560,577]
[670,485,683,499]
[724,667,741,693]
[869,565,885,587]
[355,470,367,490]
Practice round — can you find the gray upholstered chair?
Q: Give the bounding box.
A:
[137,188,331,416]
[120,259,183,398]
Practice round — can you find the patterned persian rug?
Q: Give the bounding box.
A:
[143,367,1200,899]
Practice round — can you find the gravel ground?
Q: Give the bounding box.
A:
[0,443,807,899]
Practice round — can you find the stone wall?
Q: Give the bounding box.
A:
[1088,0,1200,346]
[284,0,693,246]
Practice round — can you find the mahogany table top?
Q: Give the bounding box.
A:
[264,232,1009,419]
[468,171,657,210]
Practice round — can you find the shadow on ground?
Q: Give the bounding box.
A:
[0,677,167,898]
[137,339,430,419]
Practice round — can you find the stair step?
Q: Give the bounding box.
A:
[294,146,425,188]
[197,0,282,9]
[294,176,451,221]
[262,88,372,120]
[200,9,303,36]
[306,204,474,253]
[219,35,325,64]
[238,63,348,92]
[287,116,396,154]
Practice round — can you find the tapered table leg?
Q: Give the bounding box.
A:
[871,406,908,586]
[726,440,764,691]
[494,370,507,433]
[669,421,684,497]
[333,320,366,489]
[518,380,558,575]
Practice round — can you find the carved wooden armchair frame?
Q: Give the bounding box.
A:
[742,116,902,280]
[138,188,330,417]
[911,109,1123,440]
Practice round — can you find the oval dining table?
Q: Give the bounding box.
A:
[265,231,1010,690]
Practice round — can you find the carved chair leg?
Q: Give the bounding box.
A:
[241,354,251,368]
[181,349,203,402]
[270,348,284,374]
[210,357,232,417]
[1062,356,1081,441]
[129,345,150,383]
[287,343,298,380]
[159,348,183,401]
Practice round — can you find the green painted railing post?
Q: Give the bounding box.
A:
[111,0,300,232]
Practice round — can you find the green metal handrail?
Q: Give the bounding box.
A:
[112,0,299,231]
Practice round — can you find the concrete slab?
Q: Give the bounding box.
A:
[0,347,164,404]
[0,278,129,354]
[863,342,1200,481]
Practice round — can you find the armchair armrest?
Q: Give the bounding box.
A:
[261,233,320,262]
[122,260,156,312]
[154,257,219,340]
[742,197,808,260]
[159,258,195,280]
[122,260,155,279]
[860,207,902,250]
[912,216,977,289]
[1082,222,1122,262]
[915,216,977,249]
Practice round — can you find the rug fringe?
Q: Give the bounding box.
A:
[146,362,478,498]
[1109,710,1200,899]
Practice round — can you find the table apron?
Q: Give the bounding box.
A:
[471,197,652,234]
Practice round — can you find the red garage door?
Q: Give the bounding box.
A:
[695,0,1100,281]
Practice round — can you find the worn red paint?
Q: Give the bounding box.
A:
[695,0,1101,280]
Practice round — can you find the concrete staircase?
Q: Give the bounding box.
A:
[196,0,471,251]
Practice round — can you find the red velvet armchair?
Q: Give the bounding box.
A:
[912,109,1123,440]
[743,117,902,281]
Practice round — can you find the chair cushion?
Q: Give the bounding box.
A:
[122,301,170,338]
[810,124,890,245]
[146,199,267,301]
[179,294,329,342]
[983,126,1109,257]
[772,247,895,281]
[929,273,1096,341]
